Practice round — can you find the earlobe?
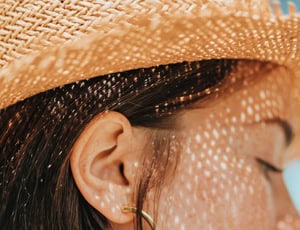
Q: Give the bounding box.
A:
[70,111,138,224]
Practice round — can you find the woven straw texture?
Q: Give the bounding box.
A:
[0,0,300,109]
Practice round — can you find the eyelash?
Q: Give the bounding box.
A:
[256,158,282,180]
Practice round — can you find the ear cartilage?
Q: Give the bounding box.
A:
[283,157,300,214]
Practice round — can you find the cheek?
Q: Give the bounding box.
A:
[156,141,275,230]
[150,66,297,229]
[154,67,294,229]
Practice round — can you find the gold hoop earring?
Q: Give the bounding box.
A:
[121,205,156,230]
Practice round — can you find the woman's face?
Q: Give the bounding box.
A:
[148,63,300,229]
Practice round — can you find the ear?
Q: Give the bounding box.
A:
[70,111,140,224]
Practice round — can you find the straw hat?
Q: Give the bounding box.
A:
[1,0,300,110]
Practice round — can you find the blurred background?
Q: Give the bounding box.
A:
[271,0,300,14]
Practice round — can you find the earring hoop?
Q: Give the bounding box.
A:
[121,205,156,230]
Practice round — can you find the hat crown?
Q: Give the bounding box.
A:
[0,0,299,110]
[0,0,275,69]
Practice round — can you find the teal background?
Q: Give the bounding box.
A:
[271,0,300,14]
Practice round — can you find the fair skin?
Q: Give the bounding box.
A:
[71,63,300,229]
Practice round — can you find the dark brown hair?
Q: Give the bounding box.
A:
[0,59,235,230]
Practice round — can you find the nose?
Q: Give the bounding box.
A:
[283,158,300,215]
[283,135,300,215]
[275,136,300,229]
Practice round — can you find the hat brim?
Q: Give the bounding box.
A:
[0,14,299,109]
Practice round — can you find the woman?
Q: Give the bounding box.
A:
[1,0,300,229]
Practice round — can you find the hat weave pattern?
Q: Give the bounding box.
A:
[0,0,299,109]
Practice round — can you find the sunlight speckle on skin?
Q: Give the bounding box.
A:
[145,63,299,229]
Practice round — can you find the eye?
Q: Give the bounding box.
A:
[256,158,282,180]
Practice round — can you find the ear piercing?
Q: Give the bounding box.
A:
[121,205,156,229]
